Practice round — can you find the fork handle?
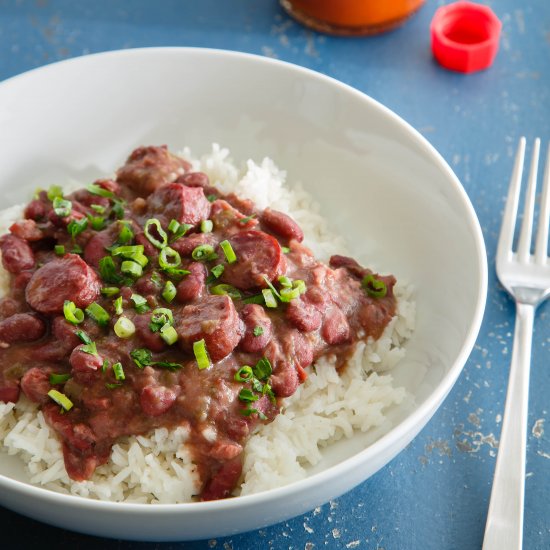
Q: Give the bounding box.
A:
[483,303,534,550]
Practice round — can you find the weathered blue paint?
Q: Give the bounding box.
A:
[0,1,548,548]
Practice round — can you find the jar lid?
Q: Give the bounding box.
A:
[430,1,501,73]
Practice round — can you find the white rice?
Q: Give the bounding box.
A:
[0,144,415,502]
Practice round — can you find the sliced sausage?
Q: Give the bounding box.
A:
[0,313,46,344]
[140,385,179,417]
[116,145,191,196]
[176,294,242,362]
[147,183,211,227]
[261,208,303,242]
[286,297,322,333]
[0,234,35,273]
[171,232,218,257]
[176,262,206,302]
[25,254,101,314]
[221,230,286,290]
[20,366,53,403]
[239,303,272,353]
[24,198,48,221]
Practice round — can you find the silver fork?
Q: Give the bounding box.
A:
[483,137,550,550]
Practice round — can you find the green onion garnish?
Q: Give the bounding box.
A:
[253,326,264,337]
[162,267,190,278]
[87,183,115,198]
[114,316,135,338]
[219,240,237,264]
[105,382,122,390]
[191,244,216,262]
[67,217,88,238]
[112,362,125,381]
[253,357,272,380]
[149,308,173,331]
[130,293,149,314]
[159,246,182,270]
[47,185,63,200]
[281,246,290,254]
[90,204,106,214]
[52,196,72,218]
[210,284,241,300]
[210,264,224,279]
[193,339,211,370]
[168,220,191,242]
[99,256,124,284]
[111,199,126,220]
[238,388,259,403]
[239,214,256,225]
[112,245,149,267]
[234,365,253,382]
[162,280,177,303]
[206,194,217,202]
[200,220,213,233]
[242,294,265,305]
[160,324,178,345]
[279,286,301,302]
[85,302,110,327]
[130,348,153,369]
[144,218,168,249]
[168,219,180,233]
[262,288,277,308]
[81,341,98,355]
[101,286,120,298]
[49,373,71,385]
[75,330,92,345]
[63,300,84,324]
[121,260,143,278]
[47,389,73,411]
[362,274,387,298]
[278,276,292,288]
[102,359,110,373]
[54,245,65,256]
[113,296,123,315]
[117,221,134,244]
[88,215,106,231]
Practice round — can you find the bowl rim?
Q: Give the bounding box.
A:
[0,46,488,515]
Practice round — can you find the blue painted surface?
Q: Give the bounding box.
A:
[0,1,549,548]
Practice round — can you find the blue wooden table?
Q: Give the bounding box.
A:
[0,1,549,548]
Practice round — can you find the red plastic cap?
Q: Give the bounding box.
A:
[430,1,501,73]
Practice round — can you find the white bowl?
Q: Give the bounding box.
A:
[0,48,487,541]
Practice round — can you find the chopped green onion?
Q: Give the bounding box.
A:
[75,330,92,345]
[105,382,122,390]
[151,272,163,287]
[193,339,211,370]
[253,326,264,337]
[112,245,148,267]
[87,183,115,198]
[149,308,173,331]
[362,274,387,298]
[155,360,183,371]
[99,256,124,284]
[130,294,149,313]
[144,218,168,249]
[71,243,83,254]
[130,348,153,369]
[159,246,181,269]
[238,388,259,403]
[121,260,143,278]
[101,286,120,298]
[88,215,106,231]
[253,357,272,380]
[251,378,264,392]
[48,389,74,411]
[281,246,290,254]
[63,300,84,324]
[168,220,192,242]
[239,214,256,225]
[200,220,213,233]
[219,240,237,264]
[90,204,106,214]
[113,296,123,315]
[54,245,65,256]
[162,267,190,279]
[81,341,98,355]
[262,288,277,308]
[160,324,178,345]
[211,284,241,300]
[242,294,265,305]
[49,373,71,385]
[279,286,301,302]
[262,276,282,300]
[47,185,63,200]
[168,219,180,233]
[102,358,110,373]
[206,194,217,202]
[234,365,253,382]
[278,276,292,288]
[114,316,136,338]
[210,264,224,279]
[162,280,177,303]
[85,302,110,327]
[52,196,72,218]
[117,221,134,244]
[111,199,125,220]
[112,362,125,381]
[191,244,216,262]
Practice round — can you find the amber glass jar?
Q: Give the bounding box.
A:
[280,0,425,35]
